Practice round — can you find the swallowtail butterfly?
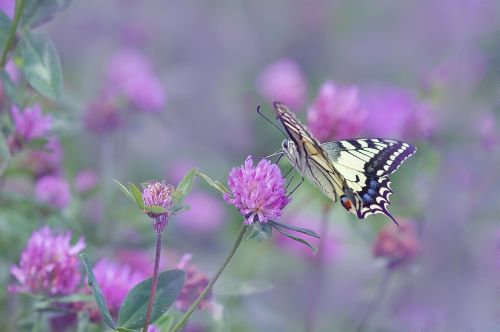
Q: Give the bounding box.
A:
[273,102,416,225]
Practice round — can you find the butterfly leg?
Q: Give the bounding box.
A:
[283,166,295,179]
[285,171,296,191]
[287,176,305,197]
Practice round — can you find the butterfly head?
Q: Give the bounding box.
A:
[281,139,303,172]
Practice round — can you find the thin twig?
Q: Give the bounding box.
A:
[171,224,247,332]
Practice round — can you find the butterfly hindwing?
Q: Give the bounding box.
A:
[322,138,416,224]
[272,102,416,224]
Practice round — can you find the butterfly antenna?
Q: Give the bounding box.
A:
[256,106,288,139]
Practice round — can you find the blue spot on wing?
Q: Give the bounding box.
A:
[368,188,376,196]
[370,180,378,190]
[362,193,374,203]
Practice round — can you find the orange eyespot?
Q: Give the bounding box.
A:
[340,195,352,211]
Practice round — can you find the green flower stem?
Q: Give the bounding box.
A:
[171,224,247,332]
[142,232,163,332]
[355,268,394,332]
[0,0,25,68]
[304,202,331,332]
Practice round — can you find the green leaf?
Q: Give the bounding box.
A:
[153,313,176,331]
[129,183,145,210]
[0,133,10,176]
[116,328,136,332]
[25,137,49,151]
[247,222,272,242]
[0,11,11,54]
[50,293,94,303]
[79,253,116,330]
[172,168,196,205]
[113,179,135,202]
[16,32,63,101]
[21,0,72,28]
[269,220,320,238]
[271,224,318,254]
[117,269,185,329]
[171,204,190,215]
[197,172,229,194]
[144,205,166,215]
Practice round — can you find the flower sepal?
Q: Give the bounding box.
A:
[269,221,319,254]
[172,168,197,206]
[196,171,229,195]
[25,137,49,151]
[246,222,272,242]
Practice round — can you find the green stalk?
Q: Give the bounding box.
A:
[171,224,247,332]
[0,0,25,68]
[142,232,163,332]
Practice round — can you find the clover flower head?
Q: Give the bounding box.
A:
[106,48,166,112]
[10,226,85,296]
[373,220,420,268]
[11,104,52,142]
[75,170,98,194]
[224,157,290,225]
[307,80,365,141]
[175,254,212,312]
[86,258,145,320]
[84,98,122,135]
[35,175,71,209]
[257,58,307,110]
[142,180,175,233]
[26,137,64,177]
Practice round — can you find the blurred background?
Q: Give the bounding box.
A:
[1,0,500,331]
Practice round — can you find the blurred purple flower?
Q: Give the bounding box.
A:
[177,191,225,233]
[423,53,487,95]
[142,180,175,233]
[275,212,341,262]
[224,157,290,225]
[176,254,212,312]
[106,49,166,112]
[256,59,307,110]
[147,326,160,332]
[362,87,435,140]
[84,98,122,134]
[0,0,14,19]
[307,81,365,141]
[5,60,19,82]
[373,220,420,268]
[74,170,98,194]
[10,226,85,295]
[116,249,157,273]
[11,104,52,141]
[477,112,498,150]
[35,175,71,209]
[49,313,78,332]
[86,258,145,320]
[26,137,63,177]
